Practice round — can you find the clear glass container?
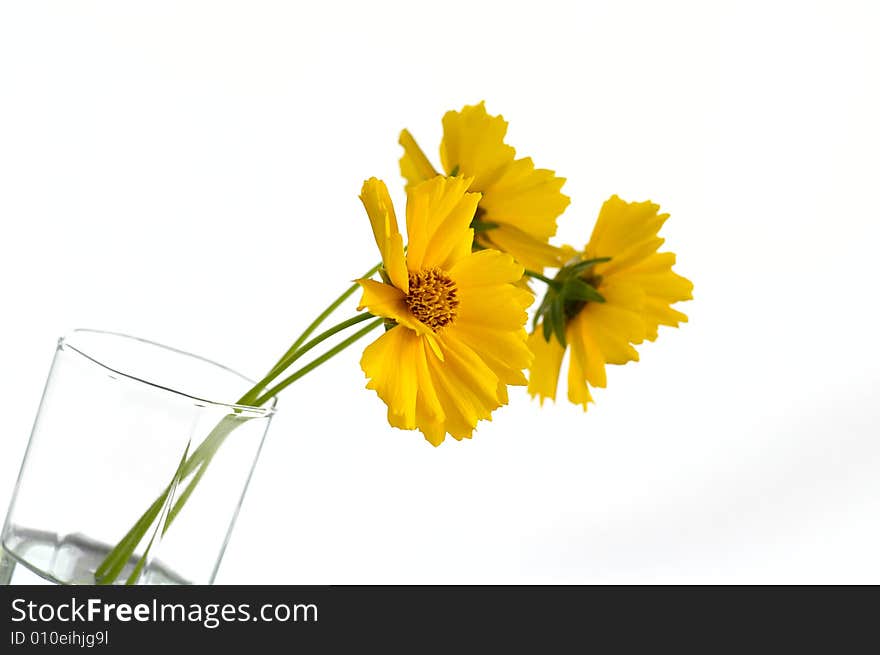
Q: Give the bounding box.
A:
[0,330,275,585]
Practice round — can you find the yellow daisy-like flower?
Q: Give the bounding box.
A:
[357,175,534,446]
[399,101,570,272]
[528,195,693,408]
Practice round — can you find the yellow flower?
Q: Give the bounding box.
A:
[399,101,570,272]
[528,195,693,408]
[357,176,534,446]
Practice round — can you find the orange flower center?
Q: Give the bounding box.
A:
[405,268,459,331]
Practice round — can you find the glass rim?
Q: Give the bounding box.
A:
[59,329,277,417]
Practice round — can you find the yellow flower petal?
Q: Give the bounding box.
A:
[583,310,642,365]
[450,262,535,330]
[361,327,420,430]
[624,262,692,340]
[443,252,533,387]
[355,278,431,336]
[526,194,691,411]
[399,129,439,191]
[587,282,647,347]
[642,299,690,341]
[426,335,502,441]
[448,248,524,287]
[527,327,565,405]
[447,323,530,387]
[401,102,569,273]
[593,237,665,278]
[566,335,593,410]
[439,101,515,189]
[413,337,445,423]
[569,311,607,389]
[496,380,509,405]
[478,156,569,242]
[624,253,694,299]
[586,195,668,261]
[405,175,481,272]
[585,198,693,343]
[440,335,502,411]
[456,285,532,331]
[423,367,476,443]
[479,224,570,272]
[357,174,534,445]
[359,178,409,292]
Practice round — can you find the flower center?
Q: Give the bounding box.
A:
[405,268,459,331]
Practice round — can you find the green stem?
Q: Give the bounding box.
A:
[96,313,382,583]
[523,269,559,288]
[168,314,379,540]
[293,262,379,350]
[97,264,385,583]
[254,318,383,405]
[123,442,191,585]
[94,416,244,584]
[243,262,381,402]
[242,313,375,404]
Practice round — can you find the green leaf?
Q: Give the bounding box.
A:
[532,289,554,331]
[550,297,567,347]
[542,314,553,342]
[563,278,606,303]
[557,257,611,279]
[449,164,460,177]
[566,257,611,277]
[471,219,500,233]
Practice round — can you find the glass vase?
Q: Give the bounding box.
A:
[0,330,275,585]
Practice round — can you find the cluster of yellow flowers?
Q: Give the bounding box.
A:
[355,102,693,446]
[96,102,695,582]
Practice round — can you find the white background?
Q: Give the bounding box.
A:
[1,1,878,583]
